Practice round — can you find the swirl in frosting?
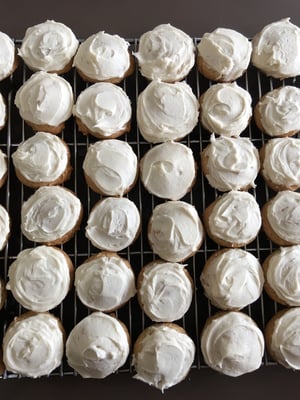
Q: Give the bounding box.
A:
[0,204,10,251]
[0,93,6,128]
[134,24,195,82]
[0,31,16,81]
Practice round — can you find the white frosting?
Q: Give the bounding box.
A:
[200,249,264,310]
[12,131,69,184]
[268,308,300,369]
[0,204,10,251]
[73,31,131,81]
[21,186,82,243]
[15,71,73,127]
[207,191,262,245]
[0,93,6,127]
[73,82,131,137]
[201,312,264,377]
[140,142,196,200]
[83,139,137,196]
[262,138,300,189]
[75,253,136,311]
[266,246,300,305]
[138,261,193,322]
[18,20,78,72]
[252,18,300,78]
[200,82,252,137]
[66,312,129,378]
[203,134,259,191]
[134,24,195,82]
[148,201,204,262]
[0,31,15,81]
[137,80,199,143]
[85,197,140,252]
[7,246,72,312]
[133,324,195,391]
[0,148,7,182]
[266,191,300,244]
[3,313,64,378]
[256,86,300,137]
[197,28,252,81]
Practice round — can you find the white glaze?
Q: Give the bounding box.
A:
[3,313,64,378]
[18,20,78,72]
[83,139,137,196]
[200,82,252,137]
[15,71,73,127]
[0,31,16,81]
[7,246,72,312]
[201,311,265,377]
[0,148,7,182]
[133,324,195,391]
[203,134,259,191]
[0,93,6,127]
[148,201,204,262]
[0,204,10,251]
[137,80,199,143]
[75,253,136,311]
[200,249,264,310]
[85,197,140,252]
[140,142,196,200]
[134,24,195,82]
[66,312,129,379]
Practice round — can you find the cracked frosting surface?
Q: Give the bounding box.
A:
[0,31,16,81]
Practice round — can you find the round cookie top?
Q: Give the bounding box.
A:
[3,312,64,378]
[0,204,10,251]
[200,82,252,137]
[15,71,73,128]
[200,249,264,310]
[83,139,138,196]
[134,24,195,82]
[66,312,130,379]
[148,201,204,262]
[0,93,6,129]
[75,252,136,312]
[197,27,252,82]
[252,18,300,78]
[18,20,78,73]
[73,31,132,82]
[201,134,260,191]
[85,197,140,252]
[201,311,265,377]
[137,80,199,143]
[0,31,16,81]
[140,142,196,200]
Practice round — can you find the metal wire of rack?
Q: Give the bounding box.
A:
[0,38,299,379]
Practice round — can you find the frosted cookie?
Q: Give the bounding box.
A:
[201,311,264,377]
[197,28,252,82]
[0,31,18,81]
[15,71,73,134]
[0,148,7,188]
[0,279,6,310]
[75,252,136,312]
[262,245,300,306]
[73,31,134,83]
[140,142,196,200]
[83,139,138,196]
[66,311,130,378]
[0,93,6,130]
[137,260,193,322]
[137,80,199,143]
[73,82,131,139]
[201,134,259,192]
[252,18,300,79]
[12,131,72,188]
[21,186,83,245]
[260,137,300,191]
[200,249,264,310]
[134,24,195,82]
[7,246,74,312]
[254,86,300,137]
[132,323,195,391]
[265,307,300,369]
[200,82,252,137]
[85,197,141,252]
[0,204,10,251]
[203,191,262,247]
[262,190,300,246]
[18,20,78,74]
[3,312,65,378]
[148,201,204,262]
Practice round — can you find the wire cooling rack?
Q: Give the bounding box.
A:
[0,38,299,378]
